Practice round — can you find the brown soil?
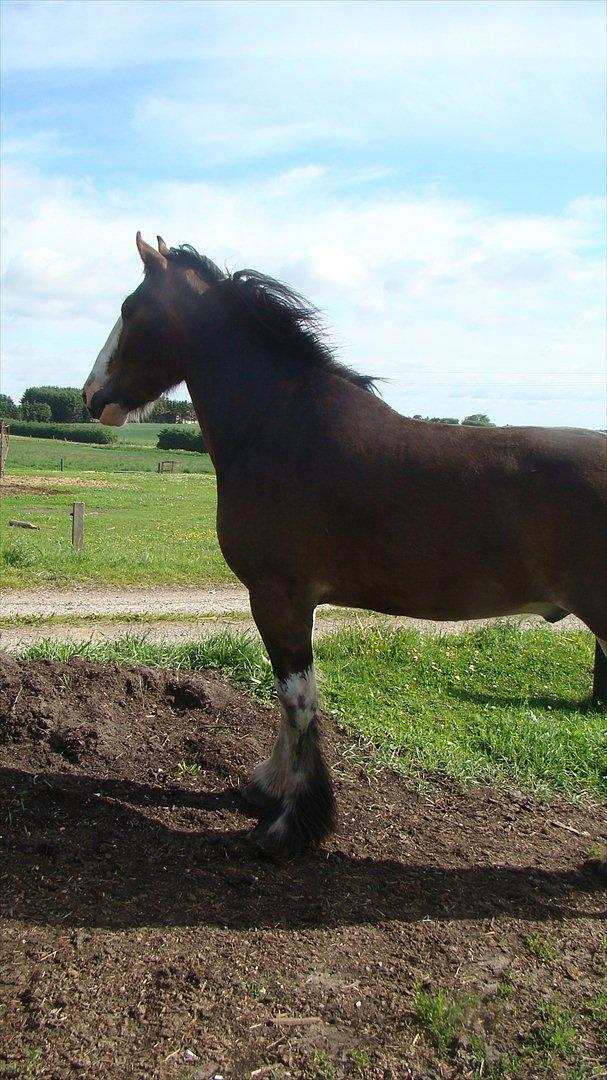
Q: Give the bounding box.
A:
[1,656,605,1079]
[2,474,118,495]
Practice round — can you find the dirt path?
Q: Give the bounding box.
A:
[0,584,586,649]
[0,584,251,618]
[1,656,605,1079]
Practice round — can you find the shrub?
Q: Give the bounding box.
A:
[156,426,207,453]
[9,421,117,444]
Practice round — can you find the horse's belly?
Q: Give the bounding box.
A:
[321,564,550,622]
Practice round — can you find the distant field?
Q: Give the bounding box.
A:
[114,422,181,446]
[5,434,213,475]
[1,466,231,587]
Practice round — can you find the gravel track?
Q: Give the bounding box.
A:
[0,584,585,648]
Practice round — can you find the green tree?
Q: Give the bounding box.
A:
[461,413,494,426]
[0,393,19,419]
[148,396,196,423]
[413,415,460,425]
[21,386,89,423]
[22,401,53,422]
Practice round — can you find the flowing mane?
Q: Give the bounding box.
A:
[167,245,377,393]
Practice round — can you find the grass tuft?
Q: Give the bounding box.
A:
[526,932,558,963]
[412,983,465,1053]
[527,1002,579,1061]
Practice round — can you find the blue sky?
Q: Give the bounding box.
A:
[1,0,605,426]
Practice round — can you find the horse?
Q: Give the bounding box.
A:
[83,232,607,857]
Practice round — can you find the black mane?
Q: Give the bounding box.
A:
[167,245,377,394]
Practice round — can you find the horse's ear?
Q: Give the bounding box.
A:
[157,236,171,257]
[136,231,167,272]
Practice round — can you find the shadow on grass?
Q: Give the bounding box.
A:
[1,767,604,932]
[447,686,600,713]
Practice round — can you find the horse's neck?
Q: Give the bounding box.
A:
[183,333,301,473]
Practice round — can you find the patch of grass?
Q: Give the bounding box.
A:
[496,972,517,999]
[346,1048,372,1074]
[10,625,605,799]
[469,1037,515,1078]
[0,1045,44,1078]
[1,468,231,587]
[526,1002,580,1064]
[586,991,607,1049]
[237,973,271,1001]
[0,611,252,629]
[412,983,465,1053]
[315,623,605,799]
[563,1067,604,1080]
[526,932,558,963]
[174,760,203,777]
[115,422,179,447]
[306,1049,337,1079]
[5,432,212,473]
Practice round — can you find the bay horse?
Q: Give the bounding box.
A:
[83,233,607,857]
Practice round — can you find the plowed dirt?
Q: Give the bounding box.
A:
[1,656,605,1079]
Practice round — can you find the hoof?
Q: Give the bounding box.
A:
[247,816,312,860]
[241,781,281,813]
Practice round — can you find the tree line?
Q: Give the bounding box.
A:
[1,389,495,429]
[0,388,197,424]
[412,413,494,426]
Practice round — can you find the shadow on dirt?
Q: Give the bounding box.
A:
[2,766,604,933]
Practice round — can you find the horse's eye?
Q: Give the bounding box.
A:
[121,300,135,320]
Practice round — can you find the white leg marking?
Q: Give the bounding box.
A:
[251,666,318,802]
[599,639,607,660]
[83,316,123,404]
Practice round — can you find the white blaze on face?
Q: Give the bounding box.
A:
[83,316,123,408]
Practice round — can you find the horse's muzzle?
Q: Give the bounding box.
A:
[87,387,129,427]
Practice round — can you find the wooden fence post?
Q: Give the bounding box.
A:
[0,420,9,477]
[71,502,84,550]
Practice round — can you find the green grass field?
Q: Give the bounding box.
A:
[2,432,224,586]
[2,467,230,587]
[114,422,181,447]
[14,624,606,799]
[5,432,211,474]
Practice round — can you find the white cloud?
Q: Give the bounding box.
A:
[1,162,604,427]
[284,244,368,292]
[5,2,603,165]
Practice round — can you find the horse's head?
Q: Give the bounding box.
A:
[82,233,209,425]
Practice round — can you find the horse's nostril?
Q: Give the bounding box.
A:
[89,388,110,420]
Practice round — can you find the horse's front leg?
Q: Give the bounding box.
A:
[243,588,336,856]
